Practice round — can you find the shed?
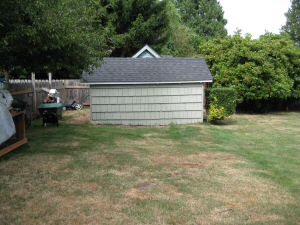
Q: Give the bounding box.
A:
[81,45,213,125]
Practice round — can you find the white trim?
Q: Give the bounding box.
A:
[81,80,213,85]
[132,44,161,58]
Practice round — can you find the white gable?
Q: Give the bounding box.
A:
[132,44,161,58]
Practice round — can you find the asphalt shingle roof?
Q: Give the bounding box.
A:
[81,57,213,84]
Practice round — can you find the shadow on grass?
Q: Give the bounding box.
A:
[209,118,239,126]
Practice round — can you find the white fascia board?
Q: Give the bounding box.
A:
[132,44,161,58]
[81,80,213,85]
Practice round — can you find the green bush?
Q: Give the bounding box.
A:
[200,32,300,113]
[205,88,237,122]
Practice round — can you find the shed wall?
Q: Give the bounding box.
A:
[90,83,204,125]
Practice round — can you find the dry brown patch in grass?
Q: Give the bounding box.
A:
[29,156,72,173]
[63,109,90,124]
[8,161,128,224]
[197,210,279,225]
[133,137,174,147]
[210,113,289,130]
[190,124,214,135]
[82,151,116,167]
[0,155,72,173]
[196,163,295,224]
[124,125,170,129]
[202,208,285,225]
[153,183,184,198]
[141,137,175,150]
[214,164,293,205]
[148,151,294,224]
[116,148,139,154]
[66,114,90,125]
[124,181,183,202]
[190,140,212,146]
[233,113,288,124]
[151,152,241,168]
[20,192,127,225]
[124,188,148,200]
[108,166,140,176]
[115,136,175,154]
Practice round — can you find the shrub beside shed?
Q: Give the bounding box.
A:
[81,45,213,125]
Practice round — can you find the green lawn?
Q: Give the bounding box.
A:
[0,109,299,224]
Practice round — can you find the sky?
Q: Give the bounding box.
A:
[218,0,292,39]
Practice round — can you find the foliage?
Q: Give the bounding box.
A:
[206,88,237,122]
[200,32,300,107]
[99,0,170,57]
[0,0,111,78]
[160,0,196,57]
[208,103,227,121]
[173,0,227,50]
[281,0,300,46]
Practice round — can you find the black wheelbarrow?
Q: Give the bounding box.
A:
[38,103,65,127]
[63,95,89,111]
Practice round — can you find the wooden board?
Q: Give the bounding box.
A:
[10,110,25,117]
[65,86,90,89]
[0,138,27,157]
[10,89,34,95]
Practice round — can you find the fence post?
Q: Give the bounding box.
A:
[48,73,52,89]
[4,71,9,83]
[32,73,36,113]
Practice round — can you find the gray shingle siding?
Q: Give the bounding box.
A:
[91,84,204,125]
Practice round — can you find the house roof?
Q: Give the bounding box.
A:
[81,57,213,85]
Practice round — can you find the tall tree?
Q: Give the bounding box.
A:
[161,0,196,57]
[281,0,300,46]
[0,0,111,78]
[173,0,228,44]
[99,0,170,57]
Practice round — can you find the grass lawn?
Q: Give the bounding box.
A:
[0,109,299,224]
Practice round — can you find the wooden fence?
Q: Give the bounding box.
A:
[8,78,90,113]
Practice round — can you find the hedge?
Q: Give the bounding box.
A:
[205,88,237,121]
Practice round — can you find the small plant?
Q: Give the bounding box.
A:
[206,88,237,122]
[208,98,228,121]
